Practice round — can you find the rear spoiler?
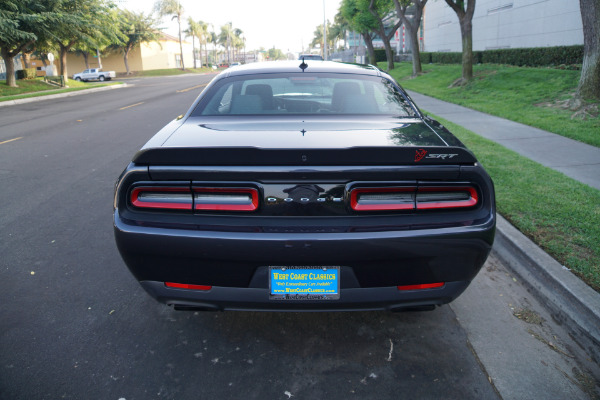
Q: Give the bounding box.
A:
[132,146,478,166]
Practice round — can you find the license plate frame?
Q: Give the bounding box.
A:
[269,266,340,300]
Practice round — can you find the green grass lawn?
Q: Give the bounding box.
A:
[429,113,600,292]
[0,77,120,102]
[385,62,600,147]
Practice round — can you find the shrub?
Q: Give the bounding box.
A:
[16,68,37,80]
[481,45,583,67]
[420,52,432,64]
[373,48,394,62]
[420,46,582,67]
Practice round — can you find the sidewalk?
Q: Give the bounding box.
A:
[407,90,600,191]
[407,90,600,365]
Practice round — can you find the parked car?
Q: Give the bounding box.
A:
[114,61,496,312]
[299,54,324,61]
[73,68,116,82]
[229,62,241,67]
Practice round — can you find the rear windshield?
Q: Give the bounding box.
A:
[192,73,417,117]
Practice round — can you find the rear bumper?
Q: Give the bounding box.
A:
[114,211,494,310]
[140,280,470,312]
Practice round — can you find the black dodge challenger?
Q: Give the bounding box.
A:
[114,61,495,312]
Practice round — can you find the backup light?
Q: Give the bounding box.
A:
[350,187,416,211]
[130,187,193,210]
[193,187,259,211]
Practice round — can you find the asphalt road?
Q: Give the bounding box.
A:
[0,75,596,400]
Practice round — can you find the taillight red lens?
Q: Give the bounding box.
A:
[350,186,478,211]
[397,282,445,291]
[416,187,478,209]
[165,282,212,291]
[130,187,193,210]
[350,187,416,211]
[193,187,259,211]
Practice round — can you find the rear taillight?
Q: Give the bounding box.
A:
[397,282,445,291]
[416,187,478,210]
[193,187,259,211]
[349,186,478,211]
[165,282,212,291]
[130,187,193,210]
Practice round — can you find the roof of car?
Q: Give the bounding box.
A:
[219,60,382,78]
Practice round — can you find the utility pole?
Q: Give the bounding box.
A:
[323,0,328,60]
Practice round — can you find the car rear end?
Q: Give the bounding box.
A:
[113,62,495,312]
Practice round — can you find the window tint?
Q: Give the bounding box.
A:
[194,73,416,117]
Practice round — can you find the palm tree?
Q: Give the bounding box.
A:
[219,22,233,63]
[154,0,185,70]
[185,18,201,68]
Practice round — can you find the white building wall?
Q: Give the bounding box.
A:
[423,0,583,52]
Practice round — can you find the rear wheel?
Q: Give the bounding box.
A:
[99,75,105,82]
[75,77,81,81]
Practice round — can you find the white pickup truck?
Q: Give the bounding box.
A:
[72,68,116,82]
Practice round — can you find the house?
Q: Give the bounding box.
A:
[66,33,194,74]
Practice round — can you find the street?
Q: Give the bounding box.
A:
[0,75,596,400]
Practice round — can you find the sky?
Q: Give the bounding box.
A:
[117,0,343,53]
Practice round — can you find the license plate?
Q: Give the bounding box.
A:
[269,266,340,300]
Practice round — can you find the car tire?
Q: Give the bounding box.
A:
[75,77,81,81]
[99,75,105,82]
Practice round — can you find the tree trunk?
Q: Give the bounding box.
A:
[363,33,376,65]
[460,17,474,81]
[82,51,90,69]
[395,0,427,76]
[406,24,422,75]
[445,0,476,84]
[57,41,75,82]
[1,49,17,87]
[577,0,600,100]
[177,16,185,70]
[21,52,31,68]
[124,45,132,74]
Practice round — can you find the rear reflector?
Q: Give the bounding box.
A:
[193,187,259,211]
[165,282,212,291]
[130,187,193,210]
[350,186,478,211]
[397,282,445,291]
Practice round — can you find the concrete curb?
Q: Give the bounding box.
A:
[493,215,600,363]
[0,83,130,108]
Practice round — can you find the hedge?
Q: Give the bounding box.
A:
[419,45,583,67]
[373,48,395,63]
[17,68,37,80]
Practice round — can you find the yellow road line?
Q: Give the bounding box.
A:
[0,137,23,145]
[176,83,208,93]
[119,102,144,110]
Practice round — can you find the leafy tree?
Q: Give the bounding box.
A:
[340,0,378,63]
[0,0,57,87]
[393,0,427,76]
[444,0,476,85]
[47,0,123,82]
[576,0,600,100]
[267,47,285,61]
[115,9,160,74]
[154,0,184,70]
[368,0,401,70]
